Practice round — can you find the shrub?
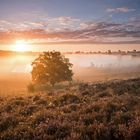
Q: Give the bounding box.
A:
[0,115,19,132]
[54,94,80,106]
[27,83,35,93]
[20,105,38,116]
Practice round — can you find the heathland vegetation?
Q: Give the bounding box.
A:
[0,78,140,139]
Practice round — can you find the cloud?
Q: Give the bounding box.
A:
[52,17,80,26]
[0,16,80,33]
[0,18,140,44]
[107,7,135,13]
[20,22,48,29]
[0,20,48,31]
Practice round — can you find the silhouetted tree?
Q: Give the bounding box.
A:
[108,50,112,54]
[31,51,73,86]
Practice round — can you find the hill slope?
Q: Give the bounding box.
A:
[0,78,140,140]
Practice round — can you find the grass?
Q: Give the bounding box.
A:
[0,78,140,139]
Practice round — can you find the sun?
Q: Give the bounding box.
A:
[13,40,29,52]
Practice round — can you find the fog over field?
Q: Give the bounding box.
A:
[0,53,140,94]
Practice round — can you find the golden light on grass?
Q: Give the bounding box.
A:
[12,40,29,52]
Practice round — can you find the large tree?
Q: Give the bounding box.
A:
[31,51,73,86]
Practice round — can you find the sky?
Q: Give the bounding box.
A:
[0,0,140,51]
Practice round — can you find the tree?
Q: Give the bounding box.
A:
[31,51,73,86]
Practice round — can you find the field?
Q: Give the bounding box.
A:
[0,78,140,140]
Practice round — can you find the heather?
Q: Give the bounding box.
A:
[0,78,140,140]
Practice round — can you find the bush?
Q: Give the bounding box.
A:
[0,115,19,132]
[27,83,35,93]
[54,94,80,106]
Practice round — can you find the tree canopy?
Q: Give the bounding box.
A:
[31,51,73,86]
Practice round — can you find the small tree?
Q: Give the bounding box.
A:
[31,51,73,86]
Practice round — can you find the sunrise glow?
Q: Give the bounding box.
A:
[12,40,29,52]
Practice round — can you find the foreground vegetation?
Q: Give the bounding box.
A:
[0,78,140,140]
